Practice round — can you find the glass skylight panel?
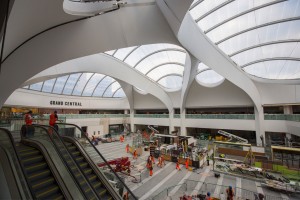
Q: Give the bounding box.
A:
[198,0,252,31]
[52,75,69,94]
[135,51,186,74]
[189,0,227,21]
[113,46,137,61]
[231,43,298,66]
[244,60,300,79]
[42,79,56,93]
[113,88,125,98]
[103,82,120,97]
[82,73,106,96]
[123,43,182,66]
[72,73,93,96]
[198,63,209,72]
[147,64,184,81]
[196,70,224,85]
[158,75,182,90]
[62,73,81,95]
[92,76,114,97]
[29,82,43,91]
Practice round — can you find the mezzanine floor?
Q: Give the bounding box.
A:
[91,139,299,200]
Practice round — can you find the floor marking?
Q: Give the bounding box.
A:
[213,174,224,196]
[236,177,242,198]
[191,167,210,195]
[139,169,178,200]
[255,182,264,195]
[168,171,193,196]
[130,162,172,191]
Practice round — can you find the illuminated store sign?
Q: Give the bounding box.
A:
[50,101,82,106]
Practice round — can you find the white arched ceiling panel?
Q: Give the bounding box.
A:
[105,43,186,90]
[189,0,300,80]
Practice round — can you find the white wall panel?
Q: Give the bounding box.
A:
[185,80,253,108]
[256,83,300,105]
[5,89,130,109]
[133,91,166,109]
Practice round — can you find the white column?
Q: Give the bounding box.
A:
[283,106,293,114]
[255,106,265,147]
[130,109,135,133]
[169,109,175,134]
[124,109,129,114]
[180,109,187,136]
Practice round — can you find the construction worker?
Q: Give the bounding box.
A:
[125,144,129,153]
[161,155,165,167]
[185,157,189,170]
[120,134,124,142]
[157,155,162,168]
[149,164,153,176]
[133,149,137,159]
[176,160,181,171]
[150,154,155,164]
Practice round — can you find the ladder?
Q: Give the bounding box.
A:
[217,130,248,144]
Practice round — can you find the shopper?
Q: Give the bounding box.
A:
[24,110,34,137]
[226,186,234,200]
[150,154,155,164]
[206,154,210,166]
[49,111,58,127]
[120,135,124,142]
[149,160,153,176]
[157,155,162,168]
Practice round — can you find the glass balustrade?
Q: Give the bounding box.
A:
[134,114,169,118]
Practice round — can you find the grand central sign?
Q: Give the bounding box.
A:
[50,100,82,106]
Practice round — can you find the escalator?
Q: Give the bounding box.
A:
[15,143,66,200]
[56,123,138,200]
[62,139,113,199]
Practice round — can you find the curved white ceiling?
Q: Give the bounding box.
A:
[190,0,300,80]
[196,63,225,87]
[23,73,126,98]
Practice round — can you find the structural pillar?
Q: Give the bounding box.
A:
[169,109,175,135]
[283,106,293,146]
[180,109,187,136]
[255,106,265,147]
[130,109,135,133]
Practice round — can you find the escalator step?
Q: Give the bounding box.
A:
[35,185,60,199]
[92,181,102,189]
[19,149,40,157]
[96,187,107,197]
[31,177,55,191]
[83,168,93,175]
[22,155,44,165]
[87,174,97,182]
[17,146,35,152]
[25,162,47,173]
[75,156,84,162]
[72,151,81,156]
[101,194,113,200]
[28,169,51,182]
[46,193,65,200]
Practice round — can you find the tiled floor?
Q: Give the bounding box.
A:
[92,140,299,200]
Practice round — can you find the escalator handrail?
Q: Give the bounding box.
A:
[31,124,97,200]
[56,122,138,200]
[0,127,34,199]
